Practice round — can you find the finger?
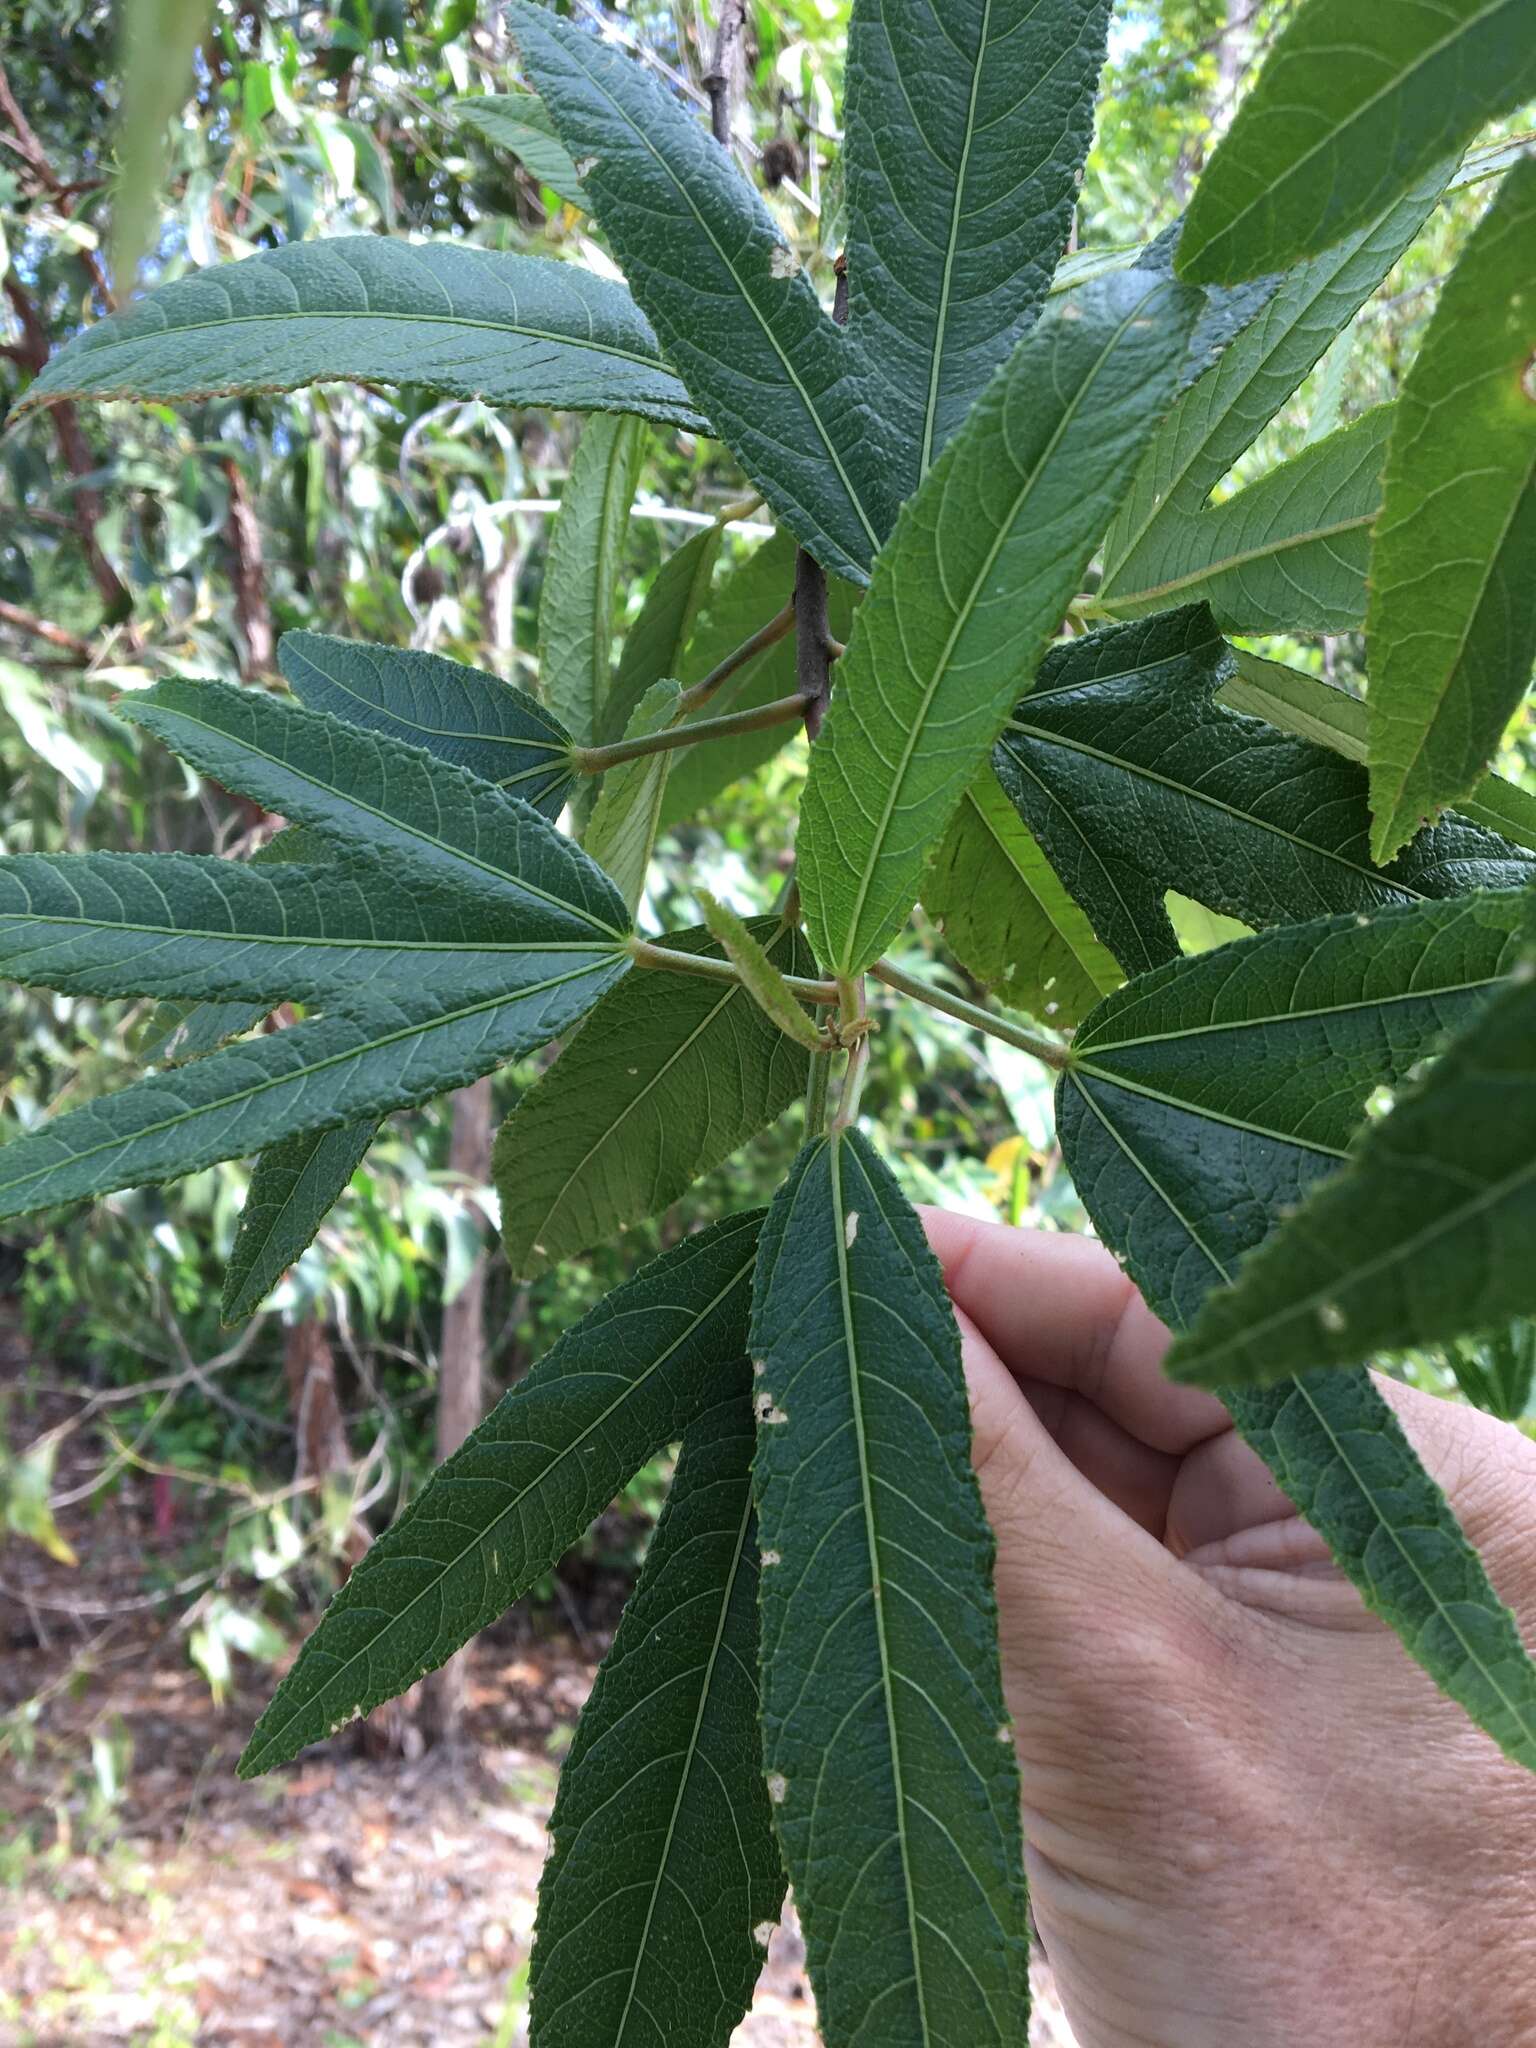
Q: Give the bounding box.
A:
[1164,1425,1313,1559]
[923,1208,1230,1454]
[956,1303,1175,1617]
[1020,1377,1180,1538]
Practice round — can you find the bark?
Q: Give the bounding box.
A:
[702,0,747,149]
[424,1076,495,1744]
[221,456,276,677]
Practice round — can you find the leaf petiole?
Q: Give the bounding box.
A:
[629,934,839,1006]
[571,688,808,775]
[870,958,1073,1072]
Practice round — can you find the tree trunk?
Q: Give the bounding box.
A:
[425,1075,495,1745]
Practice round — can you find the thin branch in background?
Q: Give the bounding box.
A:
[0,598,93,663]
[221,455,276,677]
[703,0,747,149]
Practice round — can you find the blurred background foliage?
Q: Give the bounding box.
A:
[0,0,1531,1793]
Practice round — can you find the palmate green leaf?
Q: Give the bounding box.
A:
[1175,0,1536,285]
[122,680,629,939]
[1097,403,1393,633]
[921,767,1121,1028]
[843,0,1112,486]
[540,412,646,748]
[240,1213,761,1777]
[583,679,680,911]
[799,267,1200,980]
[1221,648,1536,854]
[494,920,812,1280]
[1056,893,1536,1774]
[603,523,725,747]
[222,1119,378,1323]
[0,967,627,1225]
[752,1129,1028,2048]
[1167,956,1536,1393]
[1101,164,1448,622]
[15,239,705,429]
[994,606,1534,976]
[455,91,588,208]
[658,534,857,828]
[278,632,576,819]
[1368,158,1536,861]
[529,1387,782,2048]
[509,2,898,582]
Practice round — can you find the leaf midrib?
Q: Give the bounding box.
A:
[1003,717,1426,898]
[610,1482,754,2045]
[827,1132,933,2045]
[1,910,612,959]
[918,0,994,476]
[289,661,570,763]
[244,1221,758,1771]
[1101,502,1376,612]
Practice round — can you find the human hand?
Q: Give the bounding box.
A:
[922,1210,1536,2048]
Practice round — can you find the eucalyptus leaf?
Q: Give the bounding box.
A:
[239,1213,761,1777]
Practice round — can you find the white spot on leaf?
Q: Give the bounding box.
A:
[844,1209,859,1248]
[1318,1302,1348,1334]
[753,1922,776,1948]
[767,1772,788,1804]
[760,1548,781,1567]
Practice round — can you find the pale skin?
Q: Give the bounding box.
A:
[920,1210,1536,2048]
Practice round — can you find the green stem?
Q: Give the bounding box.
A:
[870,958,1072,1072]
[803,1047,831,1138]
[573,690,809,775]
[831,976,870,1131]
[673,600,796,716]
[629,935,839,1006]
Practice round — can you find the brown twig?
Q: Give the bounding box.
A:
[221,455,276,676]
[0,598,92,662]
[702,0,748,149]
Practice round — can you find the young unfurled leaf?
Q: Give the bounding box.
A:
[1101,165,1448,624]
[602,523,725,748]
[1097,404,1394,633]
[455,91,588,208]
[1176,0,1536,284]
[696,891,826,1052]
[1221,648,1536,856]
[583,680,681,911]
[14,239,704,429]
[1056,895,1536,1775]
[922,767,1122,1028]
[1166,956,1536,1393]
[539,413,646,748]
[843,0,1112,485]
[1367,159,1536,862]
[751,1129,1029,2048]
[995,607,1534,975]
[123,680,629,939]
[495,921,813,1280]
[510,1,898,581]
[221,1120,379,1324]
[240,1213,761,1777]
[529,1387,782,2048]
[278,632,576,819]
[799,266,1200,980]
